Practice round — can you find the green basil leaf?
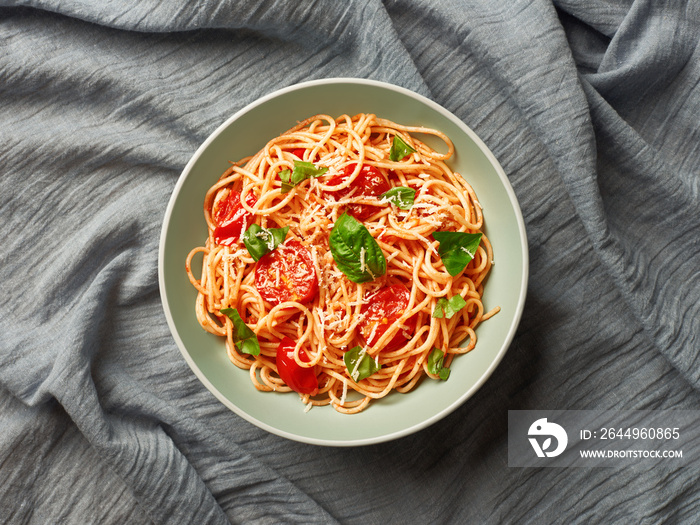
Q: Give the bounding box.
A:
[380,186,416,210]
[242,224,289,261]
[329,212,386,283]
[389,135,417,161]
[432,231,483,277]
[220,308,260,356]
[292,160,328,182]
[280,161,328,193]
[344,346,381,382]
[427,348,451,381]
[432,295,467,319]
[279,169,293,193]
[439,367,450,380]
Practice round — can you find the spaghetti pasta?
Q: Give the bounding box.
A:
[185,113,498,414]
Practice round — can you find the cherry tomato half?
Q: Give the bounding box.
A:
[325,164,391,221]
[255,239,318,305]
[358,284,417,351]
[213,190,257,246]
[276,337,318,395]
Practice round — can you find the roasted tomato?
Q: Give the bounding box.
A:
[325,163,391,221]
[254,239,318,305]
[276,337,318,395]
[358,284,417,351]
[213,190,257,246]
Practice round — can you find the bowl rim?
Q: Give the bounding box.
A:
[158,77,529,446]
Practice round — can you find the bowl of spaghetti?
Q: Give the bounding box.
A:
[159,78,527,446]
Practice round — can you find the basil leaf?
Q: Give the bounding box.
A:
[380,186,416,210]
[432,231,483,277]
[280,161,328,193]
[329,212,386,283]
[427,348,451,381]
[432,295,467,319]
[279,169,293,193]
[344,346,381,382]
[220,308,260,356]
[389,135,417,161]
[242,224,289,261]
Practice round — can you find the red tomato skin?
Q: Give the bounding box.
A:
[213,190,257,246]
[276,337,319,395]
[254,240,318,305]
[291,148,320,162]
[326,164,391,221]
[358,284,417,351]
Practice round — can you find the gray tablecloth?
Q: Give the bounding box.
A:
[2,1,699,523]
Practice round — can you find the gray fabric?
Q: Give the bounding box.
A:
[1,0,699,523]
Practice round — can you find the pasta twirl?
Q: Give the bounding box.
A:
[185,113,498,414]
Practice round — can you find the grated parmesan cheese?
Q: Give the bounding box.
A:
[365,320,381,347]
[340,381,348,406]
[460,246,476,257]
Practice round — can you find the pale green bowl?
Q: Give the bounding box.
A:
[158,78,528,446]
